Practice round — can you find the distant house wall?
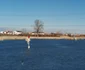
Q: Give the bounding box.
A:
[0,31,7,34]
[13,31,22,35]
[31,32,45,35]
[0,31,4,34]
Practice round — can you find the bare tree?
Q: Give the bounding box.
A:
[34,19,44,34]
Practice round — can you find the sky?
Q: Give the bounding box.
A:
[0,0,85,33]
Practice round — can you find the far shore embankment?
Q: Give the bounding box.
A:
[0,36,85,41]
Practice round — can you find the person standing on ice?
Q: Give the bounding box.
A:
[25,35,30,49]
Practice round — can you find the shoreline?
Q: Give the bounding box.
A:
[0,36,85,41]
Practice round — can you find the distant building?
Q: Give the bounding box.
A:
[0,31,4,34]
[31,32,45,35]
[6,31,13,34]
[13,31,22,35]
[0,31,9,34]
[0,30,22,35]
